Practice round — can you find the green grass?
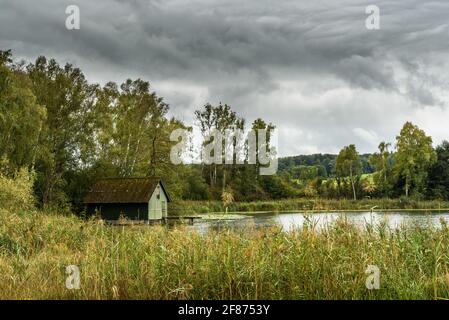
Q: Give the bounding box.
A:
[1,208,449,299]
[170,198,449,215]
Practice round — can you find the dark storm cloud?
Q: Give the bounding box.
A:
[1,0,449,155]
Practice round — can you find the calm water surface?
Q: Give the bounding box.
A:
[187,211,449,233]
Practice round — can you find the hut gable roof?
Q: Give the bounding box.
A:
[84,177,171,204]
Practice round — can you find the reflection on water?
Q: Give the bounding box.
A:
[185,211,449,233]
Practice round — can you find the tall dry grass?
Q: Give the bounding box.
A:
[0,208,449,299]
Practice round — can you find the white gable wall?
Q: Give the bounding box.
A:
[148,182,168,220]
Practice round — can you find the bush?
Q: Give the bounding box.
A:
[0,169,35,211]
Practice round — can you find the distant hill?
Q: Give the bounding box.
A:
[278,153,375,177]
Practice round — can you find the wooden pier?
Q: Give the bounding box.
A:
[163,216,202,224]
[106,216,202,226]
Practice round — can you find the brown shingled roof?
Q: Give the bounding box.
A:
[83,177,171,204]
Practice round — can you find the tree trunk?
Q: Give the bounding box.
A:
[130,121,144,174]
[222,169,226,192]
[336,176,341,200]
[405,175,409,197]
[350,166,357,200]
[209,168,213,187]
[122,132,132,176]
[214,164,217,186]
[149,135,157,176]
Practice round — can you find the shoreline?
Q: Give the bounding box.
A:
[170,198,449,215]
[198,208,449,215]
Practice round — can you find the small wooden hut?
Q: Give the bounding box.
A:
[83,177,171,221]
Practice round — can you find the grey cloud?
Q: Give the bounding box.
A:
[334,55,396,90]
[1,0,449,155]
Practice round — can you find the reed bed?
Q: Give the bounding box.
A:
[171,198,449,215]
[0,208,449,299]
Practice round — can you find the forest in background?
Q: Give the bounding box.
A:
[2,49,449,214]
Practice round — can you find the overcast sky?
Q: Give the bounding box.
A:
[1,0,448,156]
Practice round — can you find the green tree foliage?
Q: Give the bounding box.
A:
[259,175,297,199]
[193,104,278,201]
[278,154,375,178]
[194,102,245,190]
[251,118,275,177]
[92,79,178,177]
[0,50,46,174]
[427,141,449,200]
[0,169,35,211]
[3,50,449,209]
[296,165,319,181]
[1,52,191,209]
[336,144,362,200]
[185,174,210,200]
[26,56,97,208]
[369,142,393,196]
[394,122,436,198]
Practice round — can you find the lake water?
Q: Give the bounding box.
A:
[187,211,449,233]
